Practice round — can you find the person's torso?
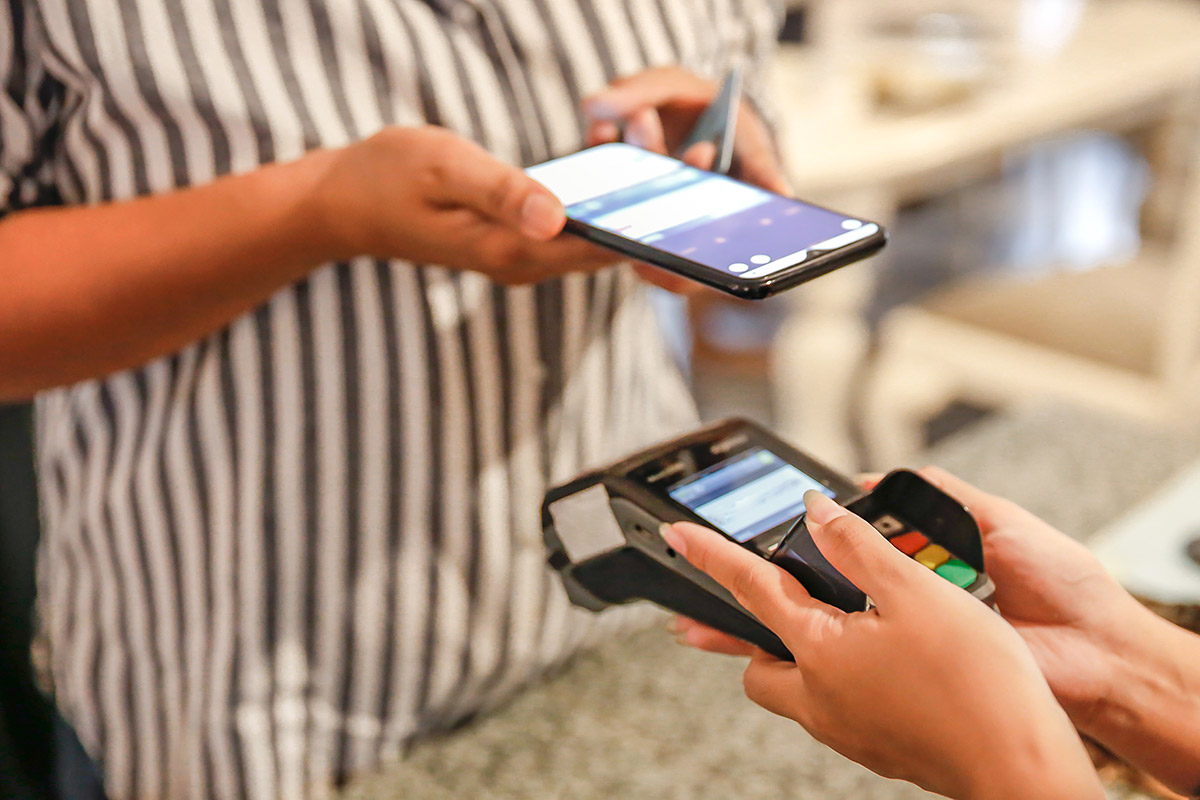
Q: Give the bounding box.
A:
[27,2,779,797]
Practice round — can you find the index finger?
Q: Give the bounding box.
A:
[583,67,714,120]
[661,522,826,638]
[632,263,703,295]
[731,107,791,195]
[507,234,621,280]
[424,131,566,240]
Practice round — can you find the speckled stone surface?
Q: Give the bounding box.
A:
[340,405,1200,800]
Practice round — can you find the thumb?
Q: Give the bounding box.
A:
[802,491,931,607]
[430,137,567,240]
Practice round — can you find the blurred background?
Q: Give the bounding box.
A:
[640,4,1200,793]
[673,0,1200,475]
[5,0,1200,798]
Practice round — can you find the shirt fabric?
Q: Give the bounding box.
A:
[0,1,782,798]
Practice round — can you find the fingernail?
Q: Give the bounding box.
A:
[520,192,563,239]
[624,123,646,149]
[659,522,688,559]
[803,490,842,526]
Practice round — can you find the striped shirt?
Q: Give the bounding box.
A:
[0,1,782,798]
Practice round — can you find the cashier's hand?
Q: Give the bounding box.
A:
[319,125,618,285]
[583,66,790,294]
[660,493,1104,800]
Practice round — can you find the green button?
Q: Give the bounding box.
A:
[935,559,977,589]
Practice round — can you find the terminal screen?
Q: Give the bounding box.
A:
[667,447,833,542]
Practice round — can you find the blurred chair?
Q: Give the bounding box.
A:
[864,102,1200,464]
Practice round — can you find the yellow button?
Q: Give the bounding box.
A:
[914,544,950,570]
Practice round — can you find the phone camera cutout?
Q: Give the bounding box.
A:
[728,263,749,273]
[750,255,770,265]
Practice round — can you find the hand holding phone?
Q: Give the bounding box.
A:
[526,144,886,298]
[582,63,789,196]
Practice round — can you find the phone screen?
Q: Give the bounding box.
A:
[666,446,834,542]
[526,143,878,280]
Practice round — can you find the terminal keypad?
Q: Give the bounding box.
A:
[869,515,990,595]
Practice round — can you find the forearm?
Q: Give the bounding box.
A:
[1082,608,1200,795]
[0,149,342,400]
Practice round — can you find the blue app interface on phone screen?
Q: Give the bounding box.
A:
[526,143,879,279]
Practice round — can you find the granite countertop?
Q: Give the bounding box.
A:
[342,405,1200,800]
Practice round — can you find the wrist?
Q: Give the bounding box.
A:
[960,723,1103,800]
[288,147,361,263]
[1084,605,1193,732]
[1083,608,1200,793]
[1055,595,1154,731]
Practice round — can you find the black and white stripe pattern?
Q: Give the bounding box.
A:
[2,1,782,797]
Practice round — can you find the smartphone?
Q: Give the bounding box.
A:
[525,142,887,299]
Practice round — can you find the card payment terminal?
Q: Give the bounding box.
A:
[543,419,995,661]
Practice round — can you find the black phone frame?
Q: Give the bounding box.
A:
[566,211,887,300]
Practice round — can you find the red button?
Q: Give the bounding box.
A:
[889,531,928,556]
